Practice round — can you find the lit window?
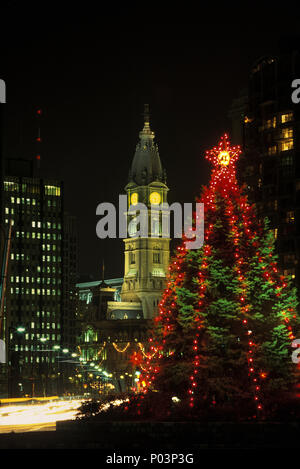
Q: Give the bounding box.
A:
[44,185,61,196]
[281,128,293,139]
[281,112,293,123]
[281,140,293,151]
[286,211,295,223]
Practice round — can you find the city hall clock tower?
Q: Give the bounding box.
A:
[120,105,170,318]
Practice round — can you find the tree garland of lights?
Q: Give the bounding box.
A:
[133,134,299,418]
[112,342,131,353]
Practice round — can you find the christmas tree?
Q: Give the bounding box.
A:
[136,134,300,418]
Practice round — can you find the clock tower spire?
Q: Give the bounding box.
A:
[120,105,170,318]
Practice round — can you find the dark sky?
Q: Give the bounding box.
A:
[1,2,300,279]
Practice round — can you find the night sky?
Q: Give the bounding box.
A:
[1,2,300,279]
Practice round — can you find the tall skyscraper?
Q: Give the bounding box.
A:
[229,43,300,294]
[2,159,77,397]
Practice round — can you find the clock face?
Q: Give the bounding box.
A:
[131,193,138,205]
[149,191,161,205]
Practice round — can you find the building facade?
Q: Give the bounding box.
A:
[229,45,300,294]
[1,159,77,397]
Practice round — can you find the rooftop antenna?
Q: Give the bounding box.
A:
[35,108,42,173]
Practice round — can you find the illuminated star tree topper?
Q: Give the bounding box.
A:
[205,133,241,169]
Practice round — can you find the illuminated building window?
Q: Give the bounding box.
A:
[264,117,276,129]
[281,128,293,139]
[5,207,8,214]
[44,185,61,196]
[286,211,295,223]
[274,228,278,239]
[32,221,36,227]
[11,253,14,260]
[281,140,294,151]
[281,112,293,123]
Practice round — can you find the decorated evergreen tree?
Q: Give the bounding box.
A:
[136,135,299,418]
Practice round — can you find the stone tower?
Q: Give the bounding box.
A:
[120,105,170,318]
